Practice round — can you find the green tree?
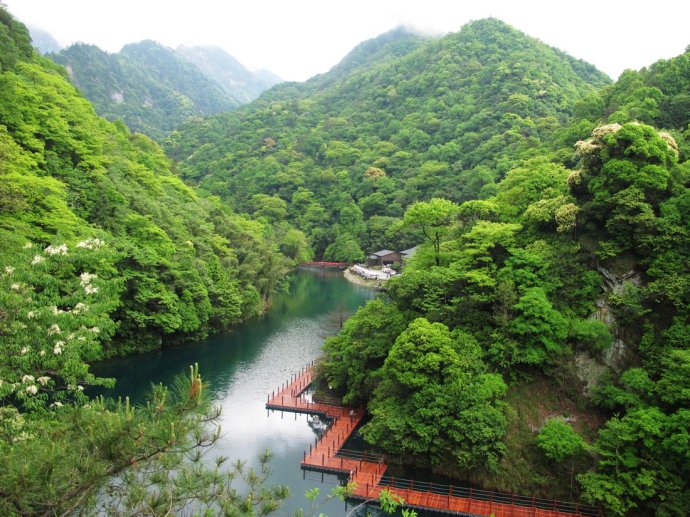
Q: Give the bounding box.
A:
[403,198,459,266]
[571,123,677,258]
[363,318,507,470]
[508,287,568,366]
[537,417,588,498]
[579,408,690,516]
[322,298,408,404]
[323,233,364,263]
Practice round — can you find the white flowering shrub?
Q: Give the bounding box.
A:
[0,239,120,411]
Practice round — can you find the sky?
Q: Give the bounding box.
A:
[6,0,690,82]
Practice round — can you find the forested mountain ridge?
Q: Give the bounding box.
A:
[0,10,302,514]
[165,19,611,259]
[176,44,282,104]
[50,40,281,141]
[0,10,306,359]
[318,42,690,517]
[301,26,428,91]
[50,41,237,140]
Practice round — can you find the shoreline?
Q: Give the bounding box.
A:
[343,268,386,288]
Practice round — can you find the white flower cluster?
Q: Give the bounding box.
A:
[76,238,105,249]
[10,283,21,291]
[80,272,99,295]
[45,244,68,256]
[37,376,50,386]
[31,254,45,265]
[79,272,97,285]
[52,306,67,316]
[53,341,64,355]
[72,302,88,314]
[47,324,61,335]
[4,266,15,275]
[23,242,33,249]
[27,310,36,319]
[21,376,39,395]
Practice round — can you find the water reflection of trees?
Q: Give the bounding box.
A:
[306,414,330,437]
[321,303,354,337]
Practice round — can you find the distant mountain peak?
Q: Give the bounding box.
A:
[27,25,62,54]
[175,45,282,103]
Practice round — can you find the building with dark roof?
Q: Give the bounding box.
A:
[400,246,417,265]
[367,249,401,266]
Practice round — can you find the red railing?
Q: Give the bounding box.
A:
[300,261,350,268]
[266,365,601,517]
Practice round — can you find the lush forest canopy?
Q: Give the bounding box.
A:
[0,8,310,358]
[318,36,690,517]
[0,8,301,514]
[2,4,690,515]
[164,20,610,259]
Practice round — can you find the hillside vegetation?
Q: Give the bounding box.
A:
[0,13,305,359]
[2,5,690,514]
[318,42,690,517]
[0,7,305,514]
[164,26,690,513]
[165,20,610,259]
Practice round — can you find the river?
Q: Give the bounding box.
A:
[93,268,376,516]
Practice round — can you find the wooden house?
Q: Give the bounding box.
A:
[400,246,417,265]
[367,249,401,266]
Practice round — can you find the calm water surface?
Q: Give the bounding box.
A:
[94,268,376,515]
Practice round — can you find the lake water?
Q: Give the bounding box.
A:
[93,268,377,516]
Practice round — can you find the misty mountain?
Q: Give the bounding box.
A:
[166,18,610,256]
[176,45,282,104]
[27,25,61,54]
[310,26,428,88]
[50,40,279,140]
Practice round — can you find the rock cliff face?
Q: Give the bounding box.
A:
[576,266,642,394]
[593,265,641,368]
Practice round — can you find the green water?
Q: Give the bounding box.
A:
[93,268,375,515]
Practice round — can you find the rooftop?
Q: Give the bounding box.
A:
[370,249,396,257]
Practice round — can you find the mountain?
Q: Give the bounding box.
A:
[0,15,299,358]
[176,45,282,104]
[305,26,428,90]
[315,38,690,516]
[50,41,240,140]
[599,47,690,133]
[165,19,611,258]
[27,25,61,53]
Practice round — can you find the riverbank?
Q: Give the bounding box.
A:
[90,269,375,515]
[343,268,384,287]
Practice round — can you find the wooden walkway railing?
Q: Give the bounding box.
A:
[266,364,601,517]
[300,261,350,269]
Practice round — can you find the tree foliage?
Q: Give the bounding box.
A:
[0,7,299,357]
[164,19,609,257]
[362,318,507,470]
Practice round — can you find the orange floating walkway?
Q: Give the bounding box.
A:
[266,364,601,517]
